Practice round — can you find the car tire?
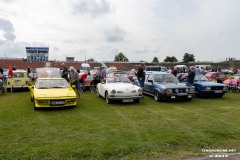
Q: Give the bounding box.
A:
[31,96,33,102]
[33,99,38,110]
[96,88,100,97]
[154,91,161,102]
[105,92,112,104]
[134,99,140,103]
[196,89,202,98]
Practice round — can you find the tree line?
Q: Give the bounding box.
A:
[113,52,195,63]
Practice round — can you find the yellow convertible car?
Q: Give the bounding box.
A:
[29,68,77,110]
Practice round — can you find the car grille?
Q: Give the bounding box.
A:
[172,89,186,93]
[211,86,223,90]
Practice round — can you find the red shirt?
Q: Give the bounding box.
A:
[80,73,88,79]
[171,70,178,76]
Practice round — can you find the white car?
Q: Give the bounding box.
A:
[97,76,143,104]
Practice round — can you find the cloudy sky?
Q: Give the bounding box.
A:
[0,0,240,62]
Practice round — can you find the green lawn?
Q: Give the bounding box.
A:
[0,91,240,160]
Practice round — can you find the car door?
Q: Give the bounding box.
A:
[144,74,154,95]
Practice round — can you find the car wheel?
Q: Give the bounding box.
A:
[33,99,38,110]
[96,88,100,97]
[134,99,140,103]
[31,96,33,102]
[196,89,202,98]
[7,88,10,92]
[154,91,161,102]
[105,92,112,104]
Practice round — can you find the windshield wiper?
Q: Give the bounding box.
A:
[38,87,49,89]
[52,86,65,88]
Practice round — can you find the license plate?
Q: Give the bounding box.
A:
[178,93,187,96]
[15,81,21,86]
[50,100,65,105]
[171,96,176,99]
[215,90,222,93]
[122,99,134,102]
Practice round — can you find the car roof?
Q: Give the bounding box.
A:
[13,70,27,73]
[37,78,65,80]
[146,71,170,75]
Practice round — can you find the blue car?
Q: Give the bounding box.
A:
[179,74,228,98]
[144,72,195,101]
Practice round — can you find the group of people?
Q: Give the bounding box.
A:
[59,63,108,99]
[135,64,196,90]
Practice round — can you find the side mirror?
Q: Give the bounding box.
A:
[148,80,153,83]
[72,85,76,89]
[101,81,106,84]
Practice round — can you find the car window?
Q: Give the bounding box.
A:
[13,73,24,78]
[194,74,209,81]
[35,79,70,89]
[153,74,163,82]
[205,73,211,76]
[219,73,226,78]
[164,74,179,83]
[147,74,153,81]
[106,77,130,83]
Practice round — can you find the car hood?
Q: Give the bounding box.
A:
[34,88,76,98]
[107,83,139,91]
[155,82,192,89]
[195,82,227,86]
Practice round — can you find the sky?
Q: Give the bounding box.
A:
[0,0,240,62]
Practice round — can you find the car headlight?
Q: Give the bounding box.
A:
[190,88,195,92]
[131,90,136,93]
[111,89,116,94]
[175,89,179,93]
[138,88,142,93]
[223,86,227,90]
[167,89,172,93]
[185,88,189,93]
[205,86,211,90]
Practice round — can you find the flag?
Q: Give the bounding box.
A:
[8,66,13,77]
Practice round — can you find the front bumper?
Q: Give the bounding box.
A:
[34,98,77,107]
[107,95,143,100]
[162,93,195,100]
[7,85,29,89]
[200,90,227,96]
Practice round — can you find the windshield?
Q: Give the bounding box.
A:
[194,74,209,81]
[13,73,24,78]
[35,79,70,89]
[36,68,61,78]
[153,74,179,83]
[106,76,130,83]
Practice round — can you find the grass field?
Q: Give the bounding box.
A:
[0,91,240,160]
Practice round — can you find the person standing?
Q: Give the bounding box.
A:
[136,64,145,89]
[171,67,179,77]
[186,66,195,86]
[69,66,80,99]
[60,63,69,82]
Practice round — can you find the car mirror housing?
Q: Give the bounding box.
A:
[148,80,153,83]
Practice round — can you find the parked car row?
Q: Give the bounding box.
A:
[1,68,238,110]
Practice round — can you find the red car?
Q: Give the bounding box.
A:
[205,72,228,83]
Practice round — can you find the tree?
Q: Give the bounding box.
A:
[182,53,195,63]
[114,52,129,62]
[163,56,178,62]
[152,57,159,63]
[87,58,95,62]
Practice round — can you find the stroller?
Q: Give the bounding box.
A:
[0,79,5,94]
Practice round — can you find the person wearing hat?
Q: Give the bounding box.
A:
[60,63,69,82]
